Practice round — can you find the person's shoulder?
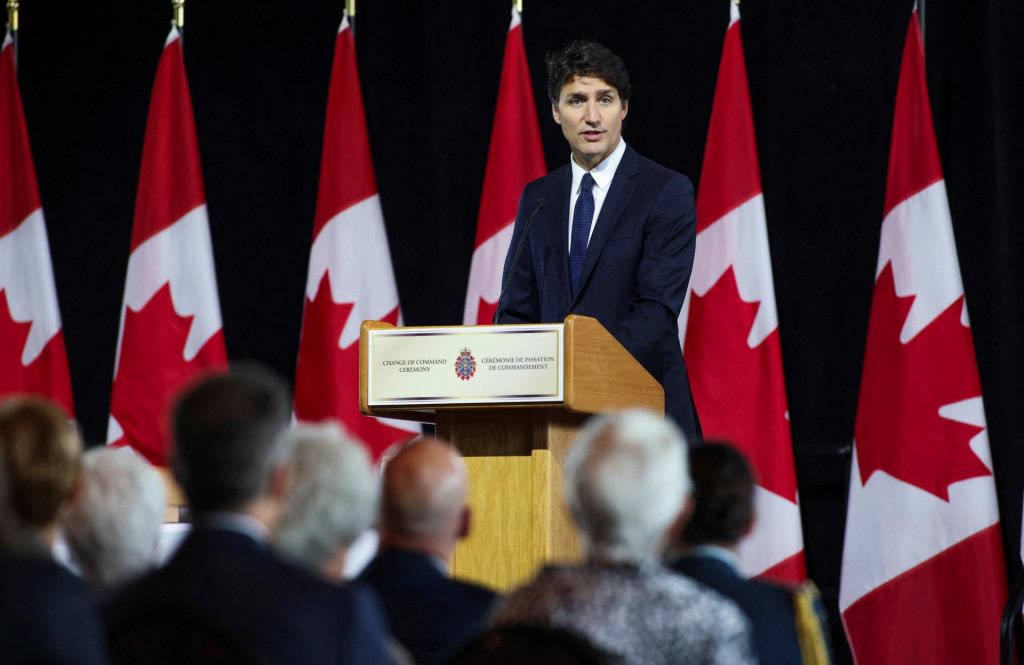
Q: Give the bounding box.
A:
[447,576,501,605]
[524,163,569,193]
[631,148,694,189]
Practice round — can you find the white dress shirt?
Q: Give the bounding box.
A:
[567,138,628,250]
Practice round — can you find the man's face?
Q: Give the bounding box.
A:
[552,75,628,171]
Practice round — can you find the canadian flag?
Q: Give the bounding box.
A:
[293,14,418,460]
[839,11,1007,664]
[462,7,546,326]
[107,26,227,467]
[679,2,805,583]
[0,31,74,415]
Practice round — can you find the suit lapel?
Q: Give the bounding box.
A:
[572,146,639,306]
[554,165,573,308]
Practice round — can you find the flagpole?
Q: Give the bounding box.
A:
[514,0,522,13]
[916,0,925,46]
[172,0,184,35]
[346,0,355,17]
[6,0,18,63]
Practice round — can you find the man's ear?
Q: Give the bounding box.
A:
[665,495,696,547]
[621,99,629,120]
[457,506,471,540]
[268,461,293,502]
[552,103,562,125]
[741,507,756,538]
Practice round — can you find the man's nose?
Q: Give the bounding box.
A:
[583,102,600,124]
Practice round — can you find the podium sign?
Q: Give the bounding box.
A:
[366,324,564,407]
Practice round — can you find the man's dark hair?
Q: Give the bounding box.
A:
[682,442,755,545]
[171,365,291,513]
[545,40,631,106]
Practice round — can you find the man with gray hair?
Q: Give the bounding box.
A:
[61,447,166,591]
[102,366,396,665]
[273,421,378,580]
[492,410,756,665]
[358,437,499,665]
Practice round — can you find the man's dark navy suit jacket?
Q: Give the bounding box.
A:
[497,144,700,438]
[358,548,498,665]
[102,528,395,665]
[673,554,819,665]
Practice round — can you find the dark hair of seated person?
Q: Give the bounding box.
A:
[445,624,620,665]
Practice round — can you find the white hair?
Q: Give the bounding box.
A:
[61,447,165,589]
[566,410,691,562]
[273,422,378,571]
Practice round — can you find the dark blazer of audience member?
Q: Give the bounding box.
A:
[0,398,110,665]
[358,438,499,665]
[670,443,832,665]
[102,366,396,665]
[61,447,166,592]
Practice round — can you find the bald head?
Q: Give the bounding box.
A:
[380,438,468,556]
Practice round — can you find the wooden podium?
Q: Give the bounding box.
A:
[359,315,662,591]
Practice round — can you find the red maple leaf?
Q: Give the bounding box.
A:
[475,297,498,327]
[855,263,989,500]
[0,289,74,415]
[683,267,798,502]
[294,272,413,461]
[109,282,226,467]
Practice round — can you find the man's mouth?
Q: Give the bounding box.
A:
[582,130,604,142]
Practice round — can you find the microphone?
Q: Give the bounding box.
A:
[493,197,545,325]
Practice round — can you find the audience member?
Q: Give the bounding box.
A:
[273,421,378,579]
[670,442,832,665]
[61,446,165,591]
[102,366,396,665]
[492,410,755,665]
[358,437,499,665]
[0,398,110,665]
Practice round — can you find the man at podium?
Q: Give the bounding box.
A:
[497,40,701,439]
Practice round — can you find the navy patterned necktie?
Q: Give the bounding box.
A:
[569,172,595,299]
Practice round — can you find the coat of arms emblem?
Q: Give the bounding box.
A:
[454,348,476,381]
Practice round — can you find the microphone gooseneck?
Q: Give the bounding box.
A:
[493,197,546,325]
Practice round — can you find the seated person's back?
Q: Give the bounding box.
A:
[101,366,396,665]
[491,408,755,665]
[670,442,831,665]
[358,438,498,665]
[0,397,109,665]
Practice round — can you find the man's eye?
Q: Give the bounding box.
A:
[569,99,583,106]
[599,97,612,105]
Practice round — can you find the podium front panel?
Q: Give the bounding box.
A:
[367,324,564,407]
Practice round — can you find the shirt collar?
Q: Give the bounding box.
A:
[570,138,627,194]
[196,512,271,544]
[684,544,742,572]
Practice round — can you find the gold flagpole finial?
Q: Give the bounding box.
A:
[172,0,185,28]
[346,0,356,18]
[515,0,522,14]
[6,0,19,33]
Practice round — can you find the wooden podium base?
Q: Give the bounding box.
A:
[439,408,586,592]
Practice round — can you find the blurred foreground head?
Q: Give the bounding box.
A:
[567,409,692,562]
[379,437,469,561]
[0,397,80,549]
[62,447,165,590]
[171,365,291,515]
[274,421,378,578]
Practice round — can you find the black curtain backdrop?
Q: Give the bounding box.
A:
[15,0,1024,660]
